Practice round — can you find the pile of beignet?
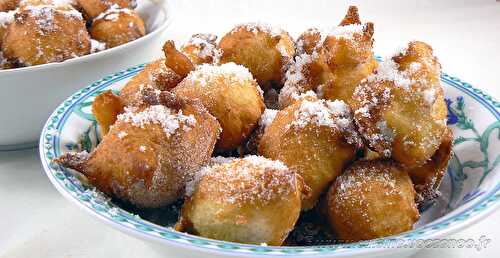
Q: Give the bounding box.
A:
[56,6,453,245]
[0,0,145,69]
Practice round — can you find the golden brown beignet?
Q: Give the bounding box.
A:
[325,159,419,241]
[352,41,448,168]
[173,62,265,150]
[177,156,306,246]
[2,4,90,66]
[90,7,144,48]
[219,23,295,89]
[280,6,376,108]
[56,92,221,208]
[259,97,362,210]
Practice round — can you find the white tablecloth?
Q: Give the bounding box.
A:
[1,0,499,257]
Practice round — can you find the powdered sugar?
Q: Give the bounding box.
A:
[188,156,295,204]
[367,58,411,90]
[117,131,128,139]
[184,62,254,87]
[183,34,222,63]
[292,99,349,129]
[259,109,278,127]
[233,22,282,37]
[422,88,436,105]
[328,24,364,39]
[0,11,15,27]
[94,4,132,22]
[90,39,106,53]
[117,105,196,137]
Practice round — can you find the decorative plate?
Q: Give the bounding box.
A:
[39,63,500,257]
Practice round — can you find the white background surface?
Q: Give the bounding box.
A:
[0,0,499,257]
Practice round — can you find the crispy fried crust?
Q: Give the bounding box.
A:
[90,9,145,48]
[325,159,419,241]
[0,0,18,11]
[180,33,221,65]
[163,40,195,78]
[77,0,132,19]
[409,127,453,204]
[218,24,295,89]
[119,59,182,107]
[258,99,360,210]
[92,90,124,135]
[177,157,305,246]
[56,92,221,208]
[352,41,448,168]
[279,6,376,109]
[173,63,265,150]
[2,5,90,66]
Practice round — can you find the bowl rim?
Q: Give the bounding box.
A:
[39,63,500,256]
[0,0,174,75]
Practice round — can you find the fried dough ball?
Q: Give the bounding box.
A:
[259,97,362,210]
[77,0,133,19]
[173,62,265,150]
[279,6,376,108]
[90,7,145,48]
[218,23,295,89]
[325,160,419,241]
[177,156,305,246]
[56,92,221,208]
[352,41,448,168]
[409,127,453,203]
[119,59,182,107]
[181,33,221,65]
[2,5,90,66]
[92,90,124,135]
[0,0,18,11]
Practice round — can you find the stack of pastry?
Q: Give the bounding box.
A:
[56,6,452,245]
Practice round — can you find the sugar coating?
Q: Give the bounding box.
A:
[117,131,128,139]
[94,4,133,22]
[327,24,364,39]
[90,39,106,53]
[187,156,295,205]
[0,11,15,27]
[183,34,222,63]
[279,52,317,106]
[367,58,411,90]
[292,99,361,146]
[184,62,254,87]
[26,5,83,22]
[333,162,400,210]
[259,109,278,127]
[117,105,196,137]
[232,22,283,37]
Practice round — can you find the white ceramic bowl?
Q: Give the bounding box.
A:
[39,63,500,258]
[0,0,174,150]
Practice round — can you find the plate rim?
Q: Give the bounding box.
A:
[39,63,500,256]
